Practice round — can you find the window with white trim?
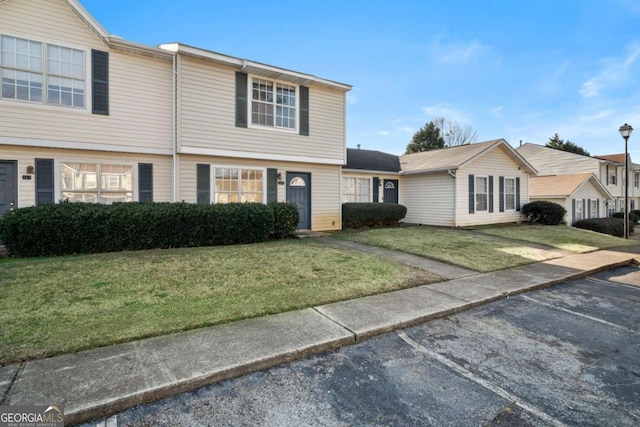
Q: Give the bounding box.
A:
[504,177,516,211]
[609,168,617,185]
[475,176,488,212]
[590,200,598,219]
[251,77,296,130]
[62,163,132,203]
[343,177,371,203]
[635,173,639,188]
[575,199,583,221]
[214,167,263,203]
[1,35,85,107]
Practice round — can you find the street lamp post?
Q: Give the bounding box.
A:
[619,123,634,239]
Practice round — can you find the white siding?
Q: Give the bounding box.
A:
[179,155,341,231]
[178,56,346,163]
[1,145,173,208]
[400,173,455,226]
[0,0,173,154]
[456,146,530,226]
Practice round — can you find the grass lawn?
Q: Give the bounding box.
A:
[477,223,636,253]
[335,226,564,273]
[0,239,439,366]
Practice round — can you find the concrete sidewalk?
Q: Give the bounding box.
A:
[1,248,639,426]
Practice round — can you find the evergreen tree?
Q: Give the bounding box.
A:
[405,121,446,154]
[545,133,590,156]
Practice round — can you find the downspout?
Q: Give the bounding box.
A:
[448,169,457,227]
[172,52,178,202]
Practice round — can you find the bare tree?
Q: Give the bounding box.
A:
[433,117,478,147]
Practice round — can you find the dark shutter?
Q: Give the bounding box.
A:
[372,177,379,203]
[138,163,153,202]
[197,164,210,204]
[587,199,591,219]
[91,50,109,115]
[499,176,505,212]
[235,72,248,128]
[488,176,494,213]
[299,86,309,136]
[267,168,278,203]
[468,174,475,214]
[572,199,576,224]
[597,199,600,218]
[515,177,521,211]
[35,158,54,205]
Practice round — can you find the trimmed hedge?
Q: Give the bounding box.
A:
[522,201,566,225]
[0,201,300,258]
[269,202,299,239]
[574,217,635,237]
[612,211,640,223]
[342,203,407,229]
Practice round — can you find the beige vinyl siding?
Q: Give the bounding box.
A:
[0,0,173,154]
[516,144,600,175]
[179,155,341,231]
[400,173,455,226]
[1,145,173,208]
[456,146,529,227]
[178,57,345,163]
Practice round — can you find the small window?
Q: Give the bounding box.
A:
[590,200,598,219]
[289,177,306,187]
[504,178,516,211]
[475,176,488,212]
[384,181,395,189]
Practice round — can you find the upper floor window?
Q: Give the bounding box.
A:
[608,167,617,185]
[635,173,639,188]
[1,35,84,108]
[251,77,296,130]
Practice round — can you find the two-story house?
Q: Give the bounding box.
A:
[0,0,351,231]
[516,143,638,222]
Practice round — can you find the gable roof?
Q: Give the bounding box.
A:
[594,154,627,164]
[344,148,401,172]
[400,139,537,175]
[529,173,613,199]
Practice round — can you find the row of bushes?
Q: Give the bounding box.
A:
[0,201,298,258]
[574,218,635,237]
[342,203,407,229]
[612,211,640,223]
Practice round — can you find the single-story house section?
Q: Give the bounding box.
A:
[399,139,538,227]
[342,147,401,203]
[529,173,613,225]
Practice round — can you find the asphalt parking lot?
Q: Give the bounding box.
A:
[95,266,640,427]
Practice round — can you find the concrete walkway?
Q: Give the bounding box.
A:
[1,245,639,426]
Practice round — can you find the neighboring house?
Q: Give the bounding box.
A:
[529,173,613,224]
[342,147,401,203]
[0,0,175,219]
[341,139,537,227]
[0,0,351,231]
[516,143,640,217]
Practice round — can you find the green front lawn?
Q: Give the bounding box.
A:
[335,227,564,273]
[0,240,439,366]
[477,223,636,253]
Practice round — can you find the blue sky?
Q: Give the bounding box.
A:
[81,0,640,157]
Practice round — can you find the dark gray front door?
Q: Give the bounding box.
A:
[0,161,18,218]
[286,172,311,229]
[383,179,399,203]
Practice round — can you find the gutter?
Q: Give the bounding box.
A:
[172,53,178,202]
[448,170,458,227]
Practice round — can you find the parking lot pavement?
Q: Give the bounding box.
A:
[90,266,640,427]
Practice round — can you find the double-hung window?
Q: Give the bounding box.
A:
[590,200,598,218]
[343,177,371,203]
[214,167,264,203]
[575,200,583,221]
[504,177,516,211]
[475,176,488,212]
[251,77,296,130]
[62,163,132,203]
[1,35,84,108]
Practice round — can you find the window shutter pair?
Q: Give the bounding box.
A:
[235,72,309,135]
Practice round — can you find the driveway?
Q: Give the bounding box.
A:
[88,266,640,426]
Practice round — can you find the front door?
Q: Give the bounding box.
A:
[286,172,311,229]
[383,179,399,203]
[0,161,18,218]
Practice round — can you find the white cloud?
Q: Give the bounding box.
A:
[397,126,415,135]
[432,38,488,65]
[490,106,504,120]
[579,44,640,98]
[377,130,390,136]
[421,104,469,123]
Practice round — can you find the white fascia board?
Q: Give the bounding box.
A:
[0,137,173,156]
[66,0,110,40]
[109,37,174,60]
[159,43,352,91]
[179,145,345,165]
